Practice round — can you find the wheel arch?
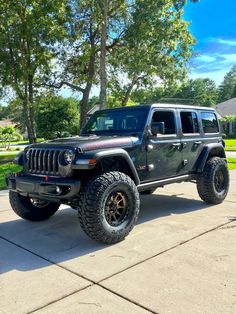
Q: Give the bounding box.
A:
[74,148,140,185]
[196,143,226,173]
[94,149,140,185]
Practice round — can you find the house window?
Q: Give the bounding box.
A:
[180,111,199,134]
[152,111,176,134]
[201,112,219,133]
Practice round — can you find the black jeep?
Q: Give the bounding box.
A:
[7,104,229,244]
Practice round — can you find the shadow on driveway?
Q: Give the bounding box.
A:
[0,193,214,274]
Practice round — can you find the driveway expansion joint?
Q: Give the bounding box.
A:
[27,285,93,314]
[98,219,233,284]
[0,235,96,285]
[0,219,233,314]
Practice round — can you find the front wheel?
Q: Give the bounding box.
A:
[78,171,140,244]
[197,157,229,204]
[9,191,60,221]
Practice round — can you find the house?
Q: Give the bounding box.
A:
[0,119,16,128]
[216,98,236,135]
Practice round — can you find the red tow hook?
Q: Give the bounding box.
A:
[45,176,49,182]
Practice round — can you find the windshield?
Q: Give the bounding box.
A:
[82,107,149,135]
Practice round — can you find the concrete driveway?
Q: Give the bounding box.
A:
[226,151,236,158]
[1,172,236,314]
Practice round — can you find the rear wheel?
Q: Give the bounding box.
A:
[77,171,140,244]
[197,157,229,204]
[9,191,60,221]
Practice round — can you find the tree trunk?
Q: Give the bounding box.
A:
[121,75,138,107]
[99,0,108,109]
[28,75,36,143]
[21,80,36,144]
[79,52,96,130]
[80,88,90,130]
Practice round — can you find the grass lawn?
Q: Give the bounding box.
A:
[0,163,22,190]
[0,138,44,146]
[227,158,236,170]
[0,151,19,164]
[225,139,236,151]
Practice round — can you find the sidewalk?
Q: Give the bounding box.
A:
[0,172,236,314]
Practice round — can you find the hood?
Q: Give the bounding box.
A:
[29,135,139,152]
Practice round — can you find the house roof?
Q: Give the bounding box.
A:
[0,119,16,128]
[216,98,236,117]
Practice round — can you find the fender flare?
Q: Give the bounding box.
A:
[73,148,140,185]
[196,143,226,172]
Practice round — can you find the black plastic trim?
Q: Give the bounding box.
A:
[6,174,81,202]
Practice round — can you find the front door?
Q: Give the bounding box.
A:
[145,109,182,182]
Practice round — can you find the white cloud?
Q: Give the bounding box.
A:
[221,53,236,64]
[216,38,236,46]
[196,55,216,63]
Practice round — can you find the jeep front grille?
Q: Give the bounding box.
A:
[27,148,60,176]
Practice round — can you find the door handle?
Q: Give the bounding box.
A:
[194,141,202,145]
[172,143,181,150]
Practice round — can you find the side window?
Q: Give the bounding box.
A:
[201,112,219,133]
[152,111,176,135]
[180,111,199,134]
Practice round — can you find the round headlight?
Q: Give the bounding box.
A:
[64,149,74,165]
[25,150,30,160]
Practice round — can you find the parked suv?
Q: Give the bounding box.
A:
[7,104,229,244]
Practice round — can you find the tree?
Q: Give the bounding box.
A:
[0,104,10,120]
[175,78,218,107]
[0,125,22,149]
[109,0,196,106]
[98,0,108,109]
[35,94,79,139]
[47,0,127,128]
[218,65,236,102]
[0,1,70,143]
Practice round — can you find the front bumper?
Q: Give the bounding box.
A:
[6,174,81,202]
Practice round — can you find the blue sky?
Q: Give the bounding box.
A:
[59,0,236,99]
[184,0,236,85]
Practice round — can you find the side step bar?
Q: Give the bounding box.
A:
[137,174,196,192]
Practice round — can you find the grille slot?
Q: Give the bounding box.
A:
[27,148,60,176]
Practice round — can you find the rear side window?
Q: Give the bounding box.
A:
[180,111,199,134]
[152,111,176,134]
[201,112,219,133]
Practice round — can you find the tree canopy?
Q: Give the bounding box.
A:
[0,0,204,139]
[218,65,236,103]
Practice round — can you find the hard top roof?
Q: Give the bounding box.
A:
[97,104,215,112]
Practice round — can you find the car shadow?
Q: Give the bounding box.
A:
[0,193,214,274]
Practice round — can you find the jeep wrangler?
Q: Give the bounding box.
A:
[7,104,229,244]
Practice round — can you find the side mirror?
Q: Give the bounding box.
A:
[151,122,165,136]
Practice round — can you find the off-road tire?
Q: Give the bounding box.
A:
[77,171,140,244]
[197,157,229,204]
[9,191,60,221]
[140,188,156,195]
